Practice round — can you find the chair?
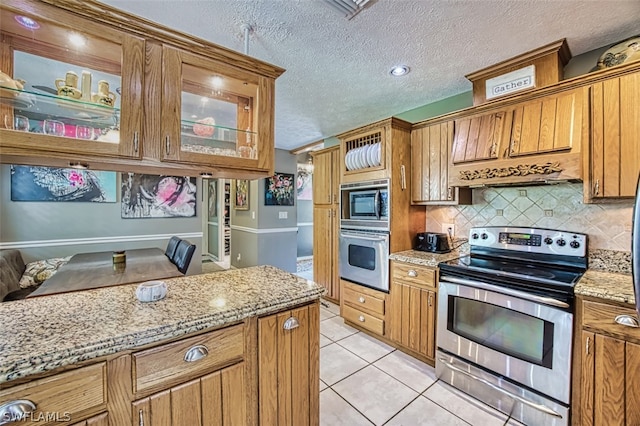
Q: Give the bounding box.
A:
[165,236,181,259]
[172,240,195,275]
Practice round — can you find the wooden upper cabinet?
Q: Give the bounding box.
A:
[0,1,144,160]
[160,46,275,174]
[509,88,582,157]
[411,121,471,205]
[311,146,339,206]
[339,117,412,184]
[0,0,283,178]
[451,110,509,164]
[586,71,640,201]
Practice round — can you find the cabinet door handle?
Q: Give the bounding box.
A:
[407,270,418,278]
[358,296,365,303]
[133,131,139,154]
[184,344,209,362]
[333,193,337,204]
[510,140,518,155]
[489,141,497,157]
[593,179,600,196]
[585,336,591,355]
[400,165,406,190]
[0,399,37,425]
[447,187,453,200]
[165,135,170,156]
[139,409,145,426]
[283,316,300,330]
[358,315,365,322]
[428,295,433,307]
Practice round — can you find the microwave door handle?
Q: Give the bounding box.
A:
[374,190,381,220]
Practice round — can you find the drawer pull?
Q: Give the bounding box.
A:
[358,296,365,303]
[614,314,639,328]
[184,344,209,362]
[0,399,36,425]
[358,315,365,322]
[407,269,418,277]
[585,336,591,355]
[139,409,145,426]
[283,317,300,330]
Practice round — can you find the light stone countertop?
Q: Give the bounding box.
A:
[0,265,324,385]
[575,270,635,306]
[389,243,469,268]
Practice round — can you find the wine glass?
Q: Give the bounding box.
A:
[43,120,65,136]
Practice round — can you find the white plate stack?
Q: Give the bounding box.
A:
[345,143,381,171]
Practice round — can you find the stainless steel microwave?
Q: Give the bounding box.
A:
[340,179,389,231]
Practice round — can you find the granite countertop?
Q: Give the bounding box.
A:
[0,265,324,385]
[391,246,636,306]
[389,242,469,268]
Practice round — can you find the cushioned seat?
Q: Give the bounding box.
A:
[165,236,182,259]
[172,240,196,275]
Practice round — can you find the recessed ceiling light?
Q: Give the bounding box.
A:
[389,65,410,77]
[15,16,40,30]
[211,76,223,87]
[200,172,214,178]
[68,162,89,169]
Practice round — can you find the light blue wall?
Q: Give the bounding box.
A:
[0,164,202,274]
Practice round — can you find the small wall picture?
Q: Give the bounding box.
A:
[10,165,117,202]
[208,179,217,219]
[121,173,196,218]
[265,172,295,206]
[297,164,313,201]
[234,179,249,210]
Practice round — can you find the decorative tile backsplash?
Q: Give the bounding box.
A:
[424,183,633,252]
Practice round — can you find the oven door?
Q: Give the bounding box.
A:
[437,276,573,404]
[339,230,389,292]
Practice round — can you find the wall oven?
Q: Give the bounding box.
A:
[436,227,588,426]
[339,229,390,292]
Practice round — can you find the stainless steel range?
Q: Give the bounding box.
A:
[436,226,588,426]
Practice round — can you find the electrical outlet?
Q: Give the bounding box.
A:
[442,223,455,236]
[279,211,288,219]
[251,211,255,219]
[236,253,241,262]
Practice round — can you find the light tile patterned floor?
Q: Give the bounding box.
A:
[319,300,525,426]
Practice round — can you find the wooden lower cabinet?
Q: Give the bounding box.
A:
[388,261,437,362]
[1,301,322,426]
[574,298,640,425]
[70,413,109,426]
[340,279,387,337]
[258,303,320,426]
[132,363,246,426]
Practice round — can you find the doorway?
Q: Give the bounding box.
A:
[201,178,230,270]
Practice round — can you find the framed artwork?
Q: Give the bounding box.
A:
[297,164,313,201]
[10,165,117,202]
[121,173,196,218]
[234,179,249,210]
[265,172,294,206]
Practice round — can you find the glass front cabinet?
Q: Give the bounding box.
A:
[0,0,283,177]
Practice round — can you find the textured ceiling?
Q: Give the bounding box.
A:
[100,0,640,151]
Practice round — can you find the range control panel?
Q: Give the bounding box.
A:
[469,226,587,257]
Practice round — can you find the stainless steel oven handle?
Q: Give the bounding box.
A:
[440,276,570,309]
[438,357,563,419]
[340,232,388,242]
[374,189,381,220]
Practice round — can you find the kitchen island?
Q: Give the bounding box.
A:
[0,265,324,425]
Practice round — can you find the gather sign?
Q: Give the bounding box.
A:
[485,65,536,100]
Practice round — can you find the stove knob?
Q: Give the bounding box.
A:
[544,237,553,245]
[481,233,488,240]
[471,233,479,240]
[570,240,580,249]
[557,238,566,247]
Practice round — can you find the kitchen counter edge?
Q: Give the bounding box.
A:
[0,265,325,385]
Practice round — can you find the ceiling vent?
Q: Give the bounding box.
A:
[323,0,376,20]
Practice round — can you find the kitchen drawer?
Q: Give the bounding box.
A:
[132,324,244,394]
[391,261,436,288]
[342,281,385,316]
[582,300,640,342]
[343,305,384,336]
[0,363,106,426]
